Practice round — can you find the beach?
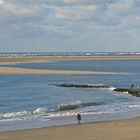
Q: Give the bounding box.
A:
[0,117,140,140]
[0,55,140,139]
[1,0,140,138]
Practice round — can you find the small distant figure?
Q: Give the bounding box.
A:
[77,113,82,124]
[130,84,134,89]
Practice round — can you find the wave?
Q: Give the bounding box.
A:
[56,101,102,111]
[44,103,140,118]
[57,102,81,111]
[0,108,47,120]
[1,103,140,121]
[0,101,103,120]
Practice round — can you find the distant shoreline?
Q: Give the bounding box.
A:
[0,55,140,65]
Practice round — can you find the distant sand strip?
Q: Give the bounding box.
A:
[0,55,140,65]
[0,67,128,75]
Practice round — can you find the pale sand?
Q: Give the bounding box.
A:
[0,55,135,74]
[0,67,128,75]
[1,118,140,140]
[0,55,140,65]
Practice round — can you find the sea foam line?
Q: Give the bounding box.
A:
[1,103,140,121]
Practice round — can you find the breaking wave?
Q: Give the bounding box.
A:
[1,102,140,121]
[56,101,103,111]
[0,108,47,120]
[43,103,140,118]
[0,101,102,121]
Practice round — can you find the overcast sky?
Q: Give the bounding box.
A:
[0,0,140,52]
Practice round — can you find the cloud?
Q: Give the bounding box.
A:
[0,0,140,52]
[106,0,134,18]
[5,0,111,5]
[122,15,140,27]
[0,0,41,22]
[0,0,45,40]
[53,5,97,21]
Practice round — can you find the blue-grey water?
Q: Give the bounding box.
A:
[3,60,140,73]
[1,59,140,131]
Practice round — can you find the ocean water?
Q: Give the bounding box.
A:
[0,59,140,131]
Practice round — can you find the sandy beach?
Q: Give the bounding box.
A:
[0,117,140,140]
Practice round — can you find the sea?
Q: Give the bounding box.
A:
[0,52,140,131]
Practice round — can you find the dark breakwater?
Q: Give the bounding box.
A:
[53,83,112,89]
[54,83,140,97]
[114,88,140,97]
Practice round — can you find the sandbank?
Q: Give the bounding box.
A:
[1,117,140,140]
[0,67,128,75]
[0,55,135,74]
[0,55,140,65]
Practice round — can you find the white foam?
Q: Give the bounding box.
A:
[0,108,47,121]
[1,103,140,121]
[128,105,140,108]
[108,87,116,91]
[33,108,47,115]
[0,111,31,120]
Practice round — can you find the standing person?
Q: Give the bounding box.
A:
[77,113,82,124]
[130,83,134,89]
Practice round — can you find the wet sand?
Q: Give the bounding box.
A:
[0,117,140,140]
[0,67,128,75]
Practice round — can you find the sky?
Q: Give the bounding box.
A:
[0,0,140,52]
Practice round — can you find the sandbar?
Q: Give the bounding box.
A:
[0,55,135,75]
[0,55,140,65]
[1,117,140,140]
[0,67,128,75]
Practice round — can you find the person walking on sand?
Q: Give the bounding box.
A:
[77,113,82,124]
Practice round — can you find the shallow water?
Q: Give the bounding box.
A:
[3,60,140,73]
